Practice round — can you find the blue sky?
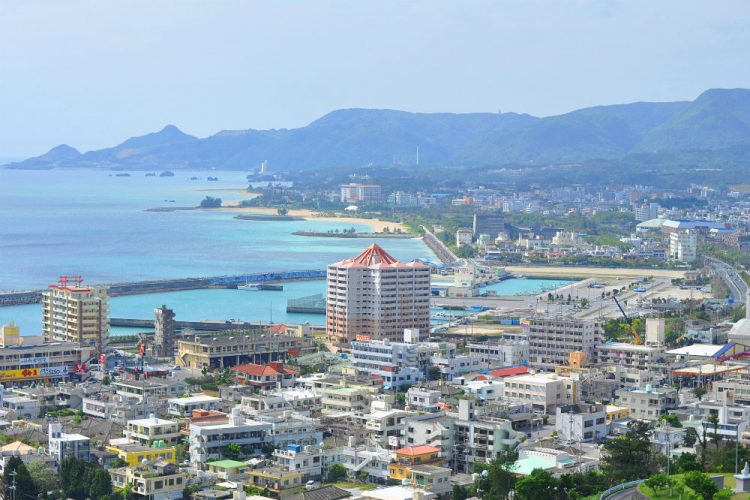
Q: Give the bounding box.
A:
[1,0,749,157]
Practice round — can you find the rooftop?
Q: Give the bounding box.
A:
[330,243,428,269]
[395,444,439,456]
[207,459,247,469]
[233,362,297,377]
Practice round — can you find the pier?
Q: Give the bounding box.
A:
[0,269,326,307]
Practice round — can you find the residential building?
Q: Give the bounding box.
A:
[205,459,247,481]
[463,379,505,401]
[232,362,297,388]
[82,392,161,424]
[360,400,407,449]
[175,333,315,369]
[555,404,607,443]
[388,445,443,482]
[42,275,109,352]
[503,372,576,412]
[340,183,382,204]
[408,464,452,498]
[246,466,305,499]
[274,444,323,481]
[241,388,322,416]
[113,379,188,403]
[125,415,181,446]
[527,317,603,371]
[595,343,665,370]
[188,407,270,468]
[615,386,678,421]
[340,445,394,484]
[350,339,423,390]
[167,394,222,417]
[110,461,185,500]
[431,355,483,381]
[449,400,522,473]
[48,422,90,464]
[258,412,323,449]
[318,381,372,415]
[669,229,697,262]
[106,442,177,466]
[467,339,529,368]
[326,244,430,344]
[407,387,442,409]
[152,305,176,358]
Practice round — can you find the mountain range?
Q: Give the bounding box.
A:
[7,88,750,171]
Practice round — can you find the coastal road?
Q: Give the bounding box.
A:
[705,256,747,303]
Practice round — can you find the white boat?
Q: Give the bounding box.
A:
[237,283,262,291]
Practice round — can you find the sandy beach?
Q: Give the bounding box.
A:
[218,204,407,233]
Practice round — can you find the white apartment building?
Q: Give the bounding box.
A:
[188,407,271,468]
[350,339,423,390]
[326,244,430,344]
[167,394,222,417]
[48,422,90,464]
[615,386,679,421]
[274,444,323,481]
[42,275,109,351]
[407,388,442,409]
[527,317,602,371]
[241,388,322,416]
[467,339,529,368]
[463,379,505,401]
[555,404,608,443]
[431,355,484,381]
[551,231,584,247]
[669,229,697,262]
[257,412,323,449]
[125,415,181,446]
[340,183,382,204]
[503,372,576,412]
[595,343,665,370]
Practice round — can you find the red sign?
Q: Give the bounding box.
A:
[99,354,106,363]
[139,343,145,356]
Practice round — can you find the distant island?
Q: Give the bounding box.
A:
[5,88,750,176]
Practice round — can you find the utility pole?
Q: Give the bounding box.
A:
[7,469,16,500]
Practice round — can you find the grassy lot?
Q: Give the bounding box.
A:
[638,473,750,499]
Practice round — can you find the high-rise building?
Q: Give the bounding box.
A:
[42,275,109,352]
[340,184,382,204]
[153,305,176,358]
[669,229,697,262]
[326,244,430,344]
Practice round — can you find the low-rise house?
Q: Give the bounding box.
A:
[110,460,186,500]
[555,404,608,443]
[615,385,678,421]
[82,392,160,424]
[409,464,452,498]
[503,372,576,412]
[406,387,441,409]
[167,394,222,417]
[106,441,177,466]
[232,362,297,388]
[241,388,321,416]
[205,459,247,480]
[48,422,90,464]
[388,445,443,482]
[246,466,305,499]
[113,379,188,403]
[273,444,323,481]
[125,415,181,446]
[188,407,270,468]
[463,379,504,401]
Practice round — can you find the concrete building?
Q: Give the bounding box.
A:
[0,337,92,386]
[42,275,109,352]
[175,333,315,369]
[595,343,665,371]
[527,317,602,371]
[463,379,505,401]
[669,229,697,262]
[326,244,430,344]
[318,382,372,415]
[645,318,666,347]
[110,461,185,500]
[188,407,270,468]
[455,229,473,248]
[555,404,608,443]
[48,422,90,464]
[152,305,176,358]
[449,400,522,473]
[167,394,222,417]
[431,355,483,381]
[258,412,323,450]
[407,387,442,409]
[232,362,297,388]
[125,415,181,445]
[503,372,576,412]
[615,386,678,421]
[106,442,177,466]
[241,388,322,416]
[273,444,323,481]
[340,183,382,204]
[350,338,423,390]
[467,339,529,368]
[634,203,660,222]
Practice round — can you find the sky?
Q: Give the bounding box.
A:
[1,0,749,157]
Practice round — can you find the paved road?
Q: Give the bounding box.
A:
[706,256,747,302]
[606,486,640,500]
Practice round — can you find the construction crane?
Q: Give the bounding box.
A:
[612,295,641,345]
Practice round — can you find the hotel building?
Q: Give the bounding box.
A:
[42,275,109,352]
[326,244,430,344]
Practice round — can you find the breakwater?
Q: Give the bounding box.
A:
[110,318,269,331]
[292,230,413,239]
[0,269,326,307]
[421,228,459,264]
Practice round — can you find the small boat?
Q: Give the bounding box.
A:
[238,283,284,291]
[238,283,263,291]
[115,173,131,177]
[207,176,219,181]
[145,172,157,177]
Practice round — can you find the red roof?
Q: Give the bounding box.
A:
[395,445,440,456]
[232,362,298,377]
[268,324,288,334]
[331,243,428,269]
[489,366,529,378]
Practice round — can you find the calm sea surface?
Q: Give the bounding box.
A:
[0,169,572,335]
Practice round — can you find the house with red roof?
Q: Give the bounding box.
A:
[232,362,298,388]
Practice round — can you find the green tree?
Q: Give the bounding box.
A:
[394,392,406,406]
[644,473,673,495]
[601,421,658,484]
[277,207,288,216]
[102,375,111,385]
[13,463,38,500]
[88,469,113,499]
[59,457,88,498]
[327,463,347,482]
[657,414,683,428]
[693,386,707,401]
[473,449,518,499]
[26,460,59,497]
[714,488,734,499]
[223,443,242,460]
[682,471,718,500]
[451,484,469,500]
[427,366,442,381]
[673,452,703,473]
[514,469,561,500]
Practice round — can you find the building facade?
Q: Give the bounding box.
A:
[340,184,382,204]
[42,275,109,351]
[326,244,430,344]
[527,317,602,371]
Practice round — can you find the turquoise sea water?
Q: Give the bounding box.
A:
[3,277,574,335]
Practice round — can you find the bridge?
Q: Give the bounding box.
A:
[0,269,326,307]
